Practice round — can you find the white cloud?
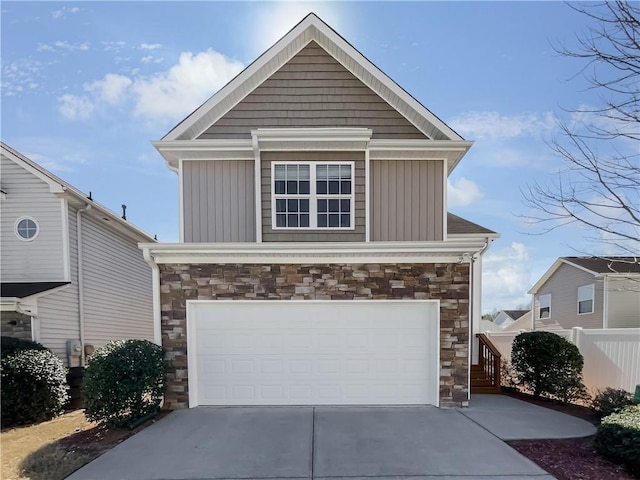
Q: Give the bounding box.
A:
[1,58,43,96]
[58,48,244,123]
[141,43,162,50]
[38,40,90,52]
[52,7,80,20]
[447,177,483,207]
[141,55,154,64]
[482,242,533,312]
[58,94,94,120]
[131,49,244,119]
[449,111,556,140]
[85,73,132,105]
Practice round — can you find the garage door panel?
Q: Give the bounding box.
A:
[189,301,439,406]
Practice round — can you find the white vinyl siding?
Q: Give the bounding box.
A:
[37,206,80,366]
[578,284,594,315]
[0,154,65,281]
[81,213,154,347]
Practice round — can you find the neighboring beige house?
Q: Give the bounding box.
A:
[0,143,156,366]
[529,256,640,331]
[141,14,499,410]
[494,309,529,329]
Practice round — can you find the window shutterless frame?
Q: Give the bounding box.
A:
[538,293,551,319]
[577,284,594,315]
[271,161,355,230]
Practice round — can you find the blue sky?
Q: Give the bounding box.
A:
[1,2,621,312]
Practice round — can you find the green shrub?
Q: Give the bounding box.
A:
[595,404,640,476]
[1,336,47,358]
[592,387,634,418]
[511,331,587,402]
[83,339,167,428]
[1,349,69,427]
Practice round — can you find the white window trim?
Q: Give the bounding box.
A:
[15,216,39,242]
[271,161,356,231]
[538,293,551,319]
[577,284,595,315]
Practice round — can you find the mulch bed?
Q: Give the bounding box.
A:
[501,389,637,480]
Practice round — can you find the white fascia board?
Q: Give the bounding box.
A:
[152,140,254,169]
[528,258,568,294]
[1,142,155,243]
[369,140,473,173]
[2,143,65,193]
[252,128,373,152]
[161,14,462,142]
[140,239,489,265]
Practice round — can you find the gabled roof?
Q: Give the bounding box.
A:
[1,142,155,243]
[563,256,640,275]
[1,282,70,299]
[528,256,640,294]
[161,13,465,144]
[501,310,532,332]
[502,310,529,321]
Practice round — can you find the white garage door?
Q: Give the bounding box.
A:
[187,300,439,407]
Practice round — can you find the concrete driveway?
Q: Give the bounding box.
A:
[68,405,555,480]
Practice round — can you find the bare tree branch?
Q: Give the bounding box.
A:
[522,1,640,259]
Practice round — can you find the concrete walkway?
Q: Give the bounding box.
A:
[68,395,595,480]
[461,394,596,440]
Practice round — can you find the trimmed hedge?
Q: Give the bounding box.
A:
[1,348,69,427]
[595,404,640,476]
[511,331,587,402]
[83,339,167,428]
[1,336,47,358]
[592,387,634,418]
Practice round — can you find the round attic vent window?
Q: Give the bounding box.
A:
[15,217,39,241]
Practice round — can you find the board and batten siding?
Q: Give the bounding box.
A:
[0,154,65,281]
[183,160,255,242]
[262,151,365,242]
[37,205,80,366]
[607,278,640,328]
[370,160,444,241]
[198,42,426,140]
[81,213,154,347]
[535,263,605,330]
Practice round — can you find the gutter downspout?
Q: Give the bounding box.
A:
[77,204,91,366]
[143,247,162,346]
[467,237,491,401]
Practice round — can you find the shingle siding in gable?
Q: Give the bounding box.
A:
[197,42,427,140]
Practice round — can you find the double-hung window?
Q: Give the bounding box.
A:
[577,284,594,314]
[273,162,354,229]
[538,294,551,319]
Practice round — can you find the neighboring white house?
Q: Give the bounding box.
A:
[0,142,156,367]
[529,256,640,331]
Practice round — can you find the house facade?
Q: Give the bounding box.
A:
[529,257,640,331]
[0,143,156,367]
[141,14,498,409]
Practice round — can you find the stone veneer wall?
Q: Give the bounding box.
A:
[160,263,470,409]
[1,312,33,341]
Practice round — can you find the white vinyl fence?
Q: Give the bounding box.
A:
[483,328,640,394]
